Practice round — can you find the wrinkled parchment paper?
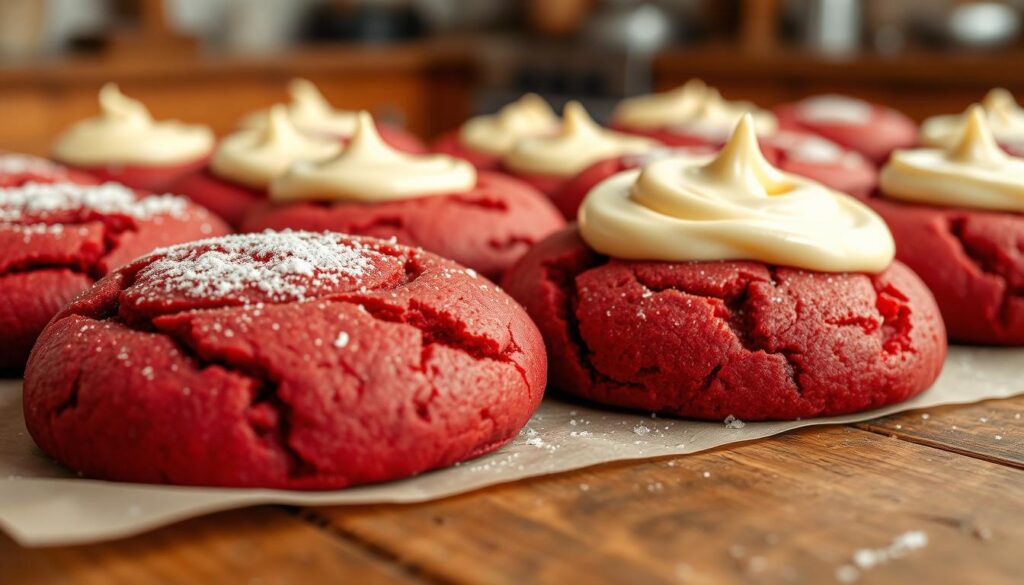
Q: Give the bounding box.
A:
[1,346,1021,547]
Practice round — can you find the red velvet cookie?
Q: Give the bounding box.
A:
[502,227,946,420]
[24,231,546,489]
[53,85,215,192]
[352,123,426,154]
[241,172,564,281]
[763,130,877,199]
[0,153,99,187]
[869,197,1024,344]
[71,157,210,193]
[775,95,917,164]
[551,147,716,220]
[166,168,263,228]
[0,182,229,372]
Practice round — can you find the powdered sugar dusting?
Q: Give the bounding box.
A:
[0,182,189,222]
[136,230,375,304]
[0,154,66,177]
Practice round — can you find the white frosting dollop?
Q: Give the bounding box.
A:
[210,106,341,189]
[921,88,1024,148]
[503,102,657,177]
[612,79,778,138]
[270,112,476,203]
[795,95,875,125]
[239,78,360,138]
[882,104,1024,212]
[459,93,560,155]
[53,84,214,167]
[579,114,894,273]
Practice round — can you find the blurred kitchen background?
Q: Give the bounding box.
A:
[1,0,1023,154]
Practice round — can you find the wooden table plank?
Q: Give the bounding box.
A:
[0,507,425,585]
[316,426,1023,585]
[855,396,1023,469]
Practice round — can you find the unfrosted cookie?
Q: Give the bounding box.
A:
[0,153,99,187]
[0,182,228,371]
[24,230,546,489]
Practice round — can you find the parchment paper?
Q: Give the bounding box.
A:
[1,346,1021,547]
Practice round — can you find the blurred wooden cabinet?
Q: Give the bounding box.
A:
[0,41,475,155]
[653,48,1024,120]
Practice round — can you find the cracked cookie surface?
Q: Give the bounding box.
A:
[24,231,546,489]
[239,171,564,281]
[870,197,1024,344]
[502,227,946,420]
[0,182,228,371]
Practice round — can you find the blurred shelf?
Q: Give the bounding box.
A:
[654,45,1024,119]
[0,39,474,83]
[0,39,477,155]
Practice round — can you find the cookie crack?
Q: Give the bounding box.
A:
[154,325,321,479]
[1,219,130,280]
[342,296,531,390]
[948,216,1024,327]
[53,367,82,418]
[633,265,807,396]
[541,254,649,393]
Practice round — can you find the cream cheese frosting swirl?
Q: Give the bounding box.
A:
[239,78,360,137]
[503,102,657,177]
[579,114,895,273]
[921,88,1024,148]
[53,83,214,166]
[882,105,1024,212]
[459,93,560,155]
[210,105,340,189]
[270,112,476,203]
[612,79,778,137]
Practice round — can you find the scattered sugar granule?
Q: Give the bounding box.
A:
[724,414,746,429]
[702,471,711,478]
[921,413,930,420]
[633,424,651,436]
[847,531,928,577]
[334,331,350,349]
[579,483,590,492]
[525,437,546,448]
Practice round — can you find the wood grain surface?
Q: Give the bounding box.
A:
[2,395,1020,585]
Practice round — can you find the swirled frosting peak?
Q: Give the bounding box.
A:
[579,114,895,273]
[53,83,214,166]
[882,105,1024,212]
[240,78,360,137]
[613,79,777,138]
[270,112,476,203]
[210,105,341,189]
[459,93,560,155]
[503,101,657,177]
[921,88,1024,148]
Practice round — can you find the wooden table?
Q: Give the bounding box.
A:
[1,395,1020,584]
